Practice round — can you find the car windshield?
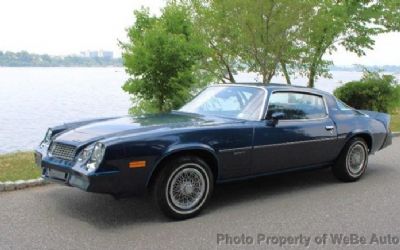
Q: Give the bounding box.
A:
[179,85,266,120]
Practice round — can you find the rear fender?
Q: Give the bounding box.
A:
[359,110,391,131]
[359,110,392,150]
[344,129,374,153]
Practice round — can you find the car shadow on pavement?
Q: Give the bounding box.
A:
[207,163,389,213]
[208,167,338,212]
[48,188,164,228]
[48,164,386,228]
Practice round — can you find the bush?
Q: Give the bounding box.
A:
[334,69,400,113]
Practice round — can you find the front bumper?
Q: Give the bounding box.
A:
[35,151,120,195]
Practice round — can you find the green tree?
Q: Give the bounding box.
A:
[189,0,315,84]
[233,0,311,84]
[187,0,241,83]
[299,0,400,87]
[189,0,399,86]
[120,4,205,114]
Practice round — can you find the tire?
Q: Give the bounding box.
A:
[332,137,369,182]
[152,155,214,220]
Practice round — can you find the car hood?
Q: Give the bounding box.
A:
[54,112,240,145]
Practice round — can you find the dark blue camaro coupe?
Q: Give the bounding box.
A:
[35,84,392,219]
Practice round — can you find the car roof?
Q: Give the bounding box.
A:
[214,83,330,96]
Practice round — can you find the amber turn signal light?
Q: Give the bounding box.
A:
[129,160,146,168]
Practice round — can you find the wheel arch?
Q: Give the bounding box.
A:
[346,131,373,152]
[146,144,220,189]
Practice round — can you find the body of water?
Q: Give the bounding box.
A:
[0,67,130,153]
[1,67,396,153]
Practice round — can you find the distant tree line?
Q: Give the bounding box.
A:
[0,51,122,67]
[121,0,400,113]
[330,65,400,73]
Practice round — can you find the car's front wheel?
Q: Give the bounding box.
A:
[152,155,214,220]
[332,137,369,182]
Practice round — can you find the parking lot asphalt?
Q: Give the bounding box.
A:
[1,138,399,250]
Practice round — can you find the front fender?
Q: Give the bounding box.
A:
[145,143,219,186]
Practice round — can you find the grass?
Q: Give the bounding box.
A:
[0,152,41,182]
[391,111,400,132]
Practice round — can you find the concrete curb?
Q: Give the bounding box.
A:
[392,132,400,138]
[0,178,48,192]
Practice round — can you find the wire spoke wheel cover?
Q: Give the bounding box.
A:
[166,163,209,214]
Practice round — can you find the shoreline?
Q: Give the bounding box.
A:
[0,65,399,72]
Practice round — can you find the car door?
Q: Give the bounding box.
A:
[252,91,338,175]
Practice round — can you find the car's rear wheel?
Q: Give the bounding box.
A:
[332,137,369,182]
[152,155,214,220]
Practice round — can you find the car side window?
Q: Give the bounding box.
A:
[266,92,327,120]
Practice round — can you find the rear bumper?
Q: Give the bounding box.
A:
[380,132,392,150]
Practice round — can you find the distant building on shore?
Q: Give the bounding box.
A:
[80,50,113,59]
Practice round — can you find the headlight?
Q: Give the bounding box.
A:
[40,128,53,148]
[78,142,105,173]
[92,143,105,162]
[77,146,93,163]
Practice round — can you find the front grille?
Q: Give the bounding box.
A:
[49,142,77,161]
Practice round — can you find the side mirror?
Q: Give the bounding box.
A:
[268,112,285,126]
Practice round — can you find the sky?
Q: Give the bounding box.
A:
[0,0,399,66]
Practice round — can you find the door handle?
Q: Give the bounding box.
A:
[325,125,335,131]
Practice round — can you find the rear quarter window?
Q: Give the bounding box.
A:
[336,99,353,110]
